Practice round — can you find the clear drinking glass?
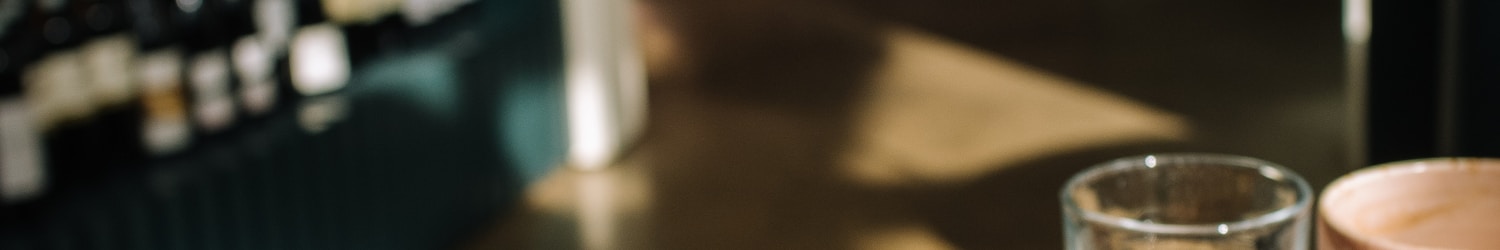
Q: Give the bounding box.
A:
[1060,153,1313,250]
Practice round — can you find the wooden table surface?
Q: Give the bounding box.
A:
[466,0,1342,248]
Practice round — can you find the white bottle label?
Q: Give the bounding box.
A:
[0,97,46,203]
[190,49,235,132]
[81,34,139,108]
[24,52,93,130]
[138,49,192,156]
[233,35,277,115]
[254,0,296,57]
[290,24,349,96]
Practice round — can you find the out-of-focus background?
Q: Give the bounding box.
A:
[0,0,1359,249]
[475,0,1347,249]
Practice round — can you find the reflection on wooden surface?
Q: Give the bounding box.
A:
[467,0,1189,249]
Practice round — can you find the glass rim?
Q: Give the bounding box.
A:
[1060,153,1314,235]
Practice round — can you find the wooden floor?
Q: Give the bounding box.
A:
[467,0,1345,249]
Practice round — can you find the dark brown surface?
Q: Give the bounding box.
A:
[862,0,1348,177]
[849,0,1347,177]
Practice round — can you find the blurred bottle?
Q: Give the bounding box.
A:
[25,0,138,201]
[562,0,646,170]
[178,0,238,134]
[74,0,139,110]
[232,0,284,117]
[25,0,94,139]
[66,0,148,175]
[1354,0,1500,165]
[129,0,191,156]
[2,0,147,207]
[0,0,47,205]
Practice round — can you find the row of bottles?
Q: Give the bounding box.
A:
[0,80,512,249]
[0,0,477,207]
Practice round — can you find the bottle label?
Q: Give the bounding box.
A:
[138,49,191,156]
[189,48,234,132]
[24,52,92,131]
[290,24,349,96]
[233,36,277,115]
[81,34,139,108]
[0,97,46,203]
